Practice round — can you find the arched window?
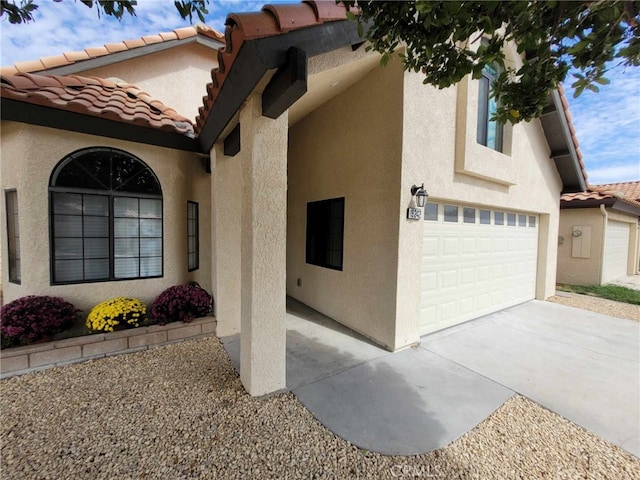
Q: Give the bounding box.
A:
[49,147,163,284]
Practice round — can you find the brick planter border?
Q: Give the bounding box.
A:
[0,317,216,379]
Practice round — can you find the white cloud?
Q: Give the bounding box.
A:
[587,164,640,185]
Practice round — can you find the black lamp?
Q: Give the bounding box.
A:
[411,184,428,208]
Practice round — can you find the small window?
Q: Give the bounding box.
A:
[479,210,491,225]
[463,207,476,224]
[306,197,344,270]
[477,63,503,152]
[425,203,438,221]
[5,190,20,284]
[529,216,536,228]
[507,213,516,226]
[444,205,459,223]
[518,214,527,227]
[187,201,199,271]
[494,212,504,225]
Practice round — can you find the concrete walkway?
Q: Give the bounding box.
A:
[221,298,640,457]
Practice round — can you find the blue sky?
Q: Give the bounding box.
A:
[1,0,639,185]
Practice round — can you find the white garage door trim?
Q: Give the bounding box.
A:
[420,203,538,336]
[602,220,630,283]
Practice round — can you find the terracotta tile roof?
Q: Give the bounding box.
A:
[195,0,355,134]
[1,72,194,136]
[561,181,640,208]
[0,24,224,77]
[557,83,589,185]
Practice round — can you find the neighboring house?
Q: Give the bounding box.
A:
[1,1,587,396]
[558,182,640,285]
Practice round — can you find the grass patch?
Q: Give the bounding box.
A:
[557,284,640,305]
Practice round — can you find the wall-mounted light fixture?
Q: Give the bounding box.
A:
[407,183,428,220]
[411,184,428,207]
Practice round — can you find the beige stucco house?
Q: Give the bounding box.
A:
[558,182,640,285]
[1,1,587,396]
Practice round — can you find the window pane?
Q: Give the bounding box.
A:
[140,238,162,257]
[114,197,139,218]
[54,238,83,259]
[115,218,139,237]
[53,193,82,215]
[83,195,108,216]
[507,213,516,226]
[463,207,476,223]
[529,216,536,227]
[306,197,344,270]
[518,214,527,227]
[84,259,109,280]
[444,205,458,222]
[5,190,20,283]
[494,212,504,225]
[140,219,162,237]
[84,238,109,259]
[425,203,438,221]
[84,216,108,237]
[140,199,162,219]
[140,256,162,277]
[115,258,139,278]
[480,210,491,224]
[115,238,139,258]
[55,215,82,237]
[55,260,83,282]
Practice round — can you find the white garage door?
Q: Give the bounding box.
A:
[420,203,538,335]
[602,220,630,283]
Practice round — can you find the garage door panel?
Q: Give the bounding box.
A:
[420,203,538,336]
[602,221,629,283]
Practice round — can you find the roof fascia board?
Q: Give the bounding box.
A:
[38,36,223,76]
[560,198,616,209]
[1,98,201,152]
[198,19,363,152]
[611,199,640,217]
[549,89,587,192]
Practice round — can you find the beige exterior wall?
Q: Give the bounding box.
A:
[558,207,639,285]
[398,67,563,312]
[287,58,406,351]
[0,121,211,313]
[81,43,217,120]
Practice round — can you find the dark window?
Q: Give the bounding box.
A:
[463,207,476,224]
[306,197,344,270]
[477,63,503,152]
[518,214,527,227]
[494,212,504,225]
[187,201,199,271]
[5,190,20,284]
[479,210,491,225]
[444,205,459,223]
[424,203,438,221]
[529,216,537,228]
[49,148,162,284]
[507,213,516,226]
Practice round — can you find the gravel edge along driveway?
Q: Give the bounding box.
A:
[2,299,639,479]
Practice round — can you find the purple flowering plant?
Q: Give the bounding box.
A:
[1,295,80,349]
[151,283,213,325]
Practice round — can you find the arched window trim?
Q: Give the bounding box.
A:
[49,147,163,285]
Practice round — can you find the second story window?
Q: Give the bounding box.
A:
[477,63,503,152]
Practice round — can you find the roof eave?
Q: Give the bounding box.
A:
[34,35,224,76]
[197,19,364,152]
[541,89,587,193]
[1,98,201,152]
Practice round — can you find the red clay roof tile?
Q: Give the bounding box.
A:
[195,1,352,134]
[1,72,194,137]
[562,181,640,208]
[2,25,224,75]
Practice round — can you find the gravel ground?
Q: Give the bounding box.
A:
[548,293,640,321]
[2,336,639,479]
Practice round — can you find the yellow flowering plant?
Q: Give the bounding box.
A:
[86,297,147,333]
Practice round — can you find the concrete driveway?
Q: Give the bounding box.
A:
[222,299,640,457]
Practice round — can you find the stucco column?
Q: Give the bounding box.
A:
[210,143,242,336]
[239,94,288,396]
